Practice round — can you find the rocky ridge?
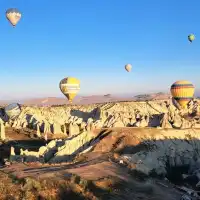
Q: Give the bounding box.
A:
[1,99,200,199]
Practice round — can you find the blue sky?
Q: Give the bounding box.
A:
[0,0,199,99]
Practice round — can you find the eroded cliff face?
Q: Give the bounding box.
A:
[2,99,200,140]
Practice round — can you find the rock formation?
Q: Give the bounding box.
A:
[0,118,5,140]
[2,99,200,138]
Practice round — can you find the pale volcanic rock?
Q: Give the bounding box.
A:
[80,122,87,131]
[0,118,5,140]
[74,117,83,124]
[93,120,103,129]
[4,99,200,140]
[49,131,94,163]
[68,122,80,137]
[36,122,41,137]
[120,129,200,176]
[112,120,125,128]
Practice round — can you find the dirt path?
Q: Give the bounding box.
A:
[2,153,183,200]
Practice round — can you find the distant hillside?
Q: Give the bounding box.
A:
[134,92,171,101]
[0,92,173,106]
[21,97,67,106]
[20,95,134,106]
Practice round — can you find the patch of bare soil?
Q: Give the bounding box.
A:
[92,128,157,153]
[0,170,88,200]
[2,154,183,200]
[6,127,67,141]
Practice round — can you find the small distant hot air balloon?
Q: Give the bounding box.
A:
[59,77,80,103]
[4,103,21,120]
[170,80,195,109]
[188,34,195,43]
[125,64,132,72]
[6,8,21,27]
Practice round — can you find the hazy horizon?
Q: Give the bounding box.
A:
[0,91,168,101]
[4,89,200,102]
[0,0,199,100]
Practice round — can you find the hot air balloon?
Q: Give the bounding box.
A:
[4,103,21,120]
[188,34,195,43]
[59,77,80,103]
[170,80,195,109]
[6,8,21,27]
[125,64,132,72]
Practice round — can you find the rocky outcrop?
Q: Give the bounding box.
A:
[2,99,200,138]
[10,126,97,163]
[0,118,5,140]
[114,129,200,178]
[49,130,95,163]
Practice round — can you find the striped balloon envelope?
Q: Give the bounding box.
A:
[59,77,80,103]
[6,8,22,27]
[170,80,195,109]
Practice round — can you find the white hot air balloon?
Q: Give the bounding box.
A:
[6,8,22,27]
[4,103,21,120]
[125,64,132,72]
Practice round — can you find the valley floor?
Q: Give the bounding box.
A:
[0,127,190,200]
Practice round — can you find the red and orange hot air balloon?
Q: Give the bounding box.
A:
[170,80,195,109]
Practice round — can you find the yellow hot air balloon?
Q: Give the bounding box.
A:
[59,77,80,103]
[6,8,21,27]
[188,34,195,43]
[125,64,132,72]
[170,80,195,109]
